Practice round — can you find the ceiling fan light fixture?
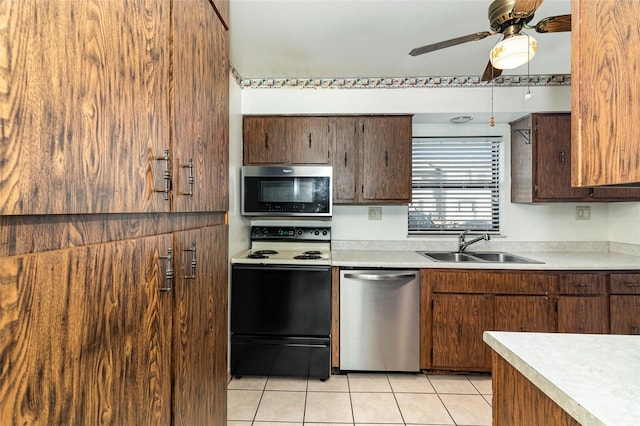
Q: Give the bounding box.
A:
[489,32,537,70]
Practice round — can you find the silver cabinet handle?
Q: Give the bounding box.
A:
[179,158,194,197]
[184,242,196,280]
[344,273,416,281]
[158,248,174,291]
[153,149,171,201]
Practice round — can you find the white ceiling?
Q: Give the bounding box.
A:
[229,0,572,80]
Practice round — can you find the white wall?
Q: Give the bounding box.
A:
[237,83,626,243]
[608,203,640,245]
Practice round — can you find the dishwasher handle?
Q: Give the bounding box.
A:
[343,272,416,281]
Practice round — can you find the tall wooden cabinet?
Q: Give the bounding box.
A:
[0,0,228,214]
[0,0,229,424]
[571,0,640,186]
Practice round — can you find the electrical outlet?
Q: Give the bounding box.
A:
[576,206,591,220]
[368,207,382,220]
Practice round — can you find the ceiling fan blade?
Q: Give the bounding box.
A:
[534,14,571,33]
[512,0,544,17]
[481,61,503,82]
[409,31,494,56]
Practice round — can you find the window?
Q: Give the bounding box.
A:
[409,136,500,234]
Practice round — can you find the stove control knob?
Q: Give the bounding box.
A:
[322,230,328,236]
[263,228,268,234]
[297,229,304,236]
[314,230,320,236]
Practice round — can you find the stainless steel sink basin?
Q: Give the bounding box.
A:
[470,252,543,264]
[421,252,481,262]
[417,251,543,264]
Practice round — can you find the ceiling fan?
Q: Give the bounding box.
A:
[409,0,571,81]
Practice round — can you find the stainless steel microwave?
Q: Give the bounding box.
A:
[241,166,332,217]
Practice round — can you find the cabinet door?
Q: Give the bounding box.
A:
[534,114,590,200]
[243,116,287,164]
[494,296,553,332]
[432,294,494,370]
[610,295,640,335]
[557,296,609,334]
[361,116,412,202]
[333,117,362,202]
[288,117,333,164]
[173,225,228,424]
[591,186,640,200]
[0,0,170,214]
[0,235,173,424]
[572,0,640,186]
[173,0,229,212]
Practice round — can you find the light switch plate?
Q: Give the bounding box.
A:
[368,207,382,220]
[576,206,591,220]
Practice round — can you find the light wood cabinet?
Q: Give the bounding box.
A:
[511,113,640,203]
[0,234,174,424]
[173,0,229,212]
[0,0,228,214]
[572,0,640,187]
[0,224,228,425]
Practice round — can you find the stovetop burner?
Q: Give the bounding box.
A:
[247,249,278,259]
[303,250,322,255]
[294,254,322,260]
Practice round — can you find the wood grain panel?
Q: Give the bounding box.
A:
[610,295,640,335]
[0,0,170,214]
[288,117,333,164]
[419,269,433,370]
[362,116,412,202]
[557,273,606,295]
[0,212,225,258]
[510,115,534,202]
[492,353,581,426]
[210,0,229,29]
[331,266,340,369]
[429,270,553,295]
[571,0,640,186]
[494,296,553,333]
[431,294,494,371]
[172,225,228,424]
[557,296,609,334]
[0,234,173,424]
[173,0,229,212]
[333,117,361,203]
[242,116,286,164]
[610,273,640,294]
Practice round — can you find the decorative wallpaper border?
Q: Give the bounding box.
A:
[231,66,570,89]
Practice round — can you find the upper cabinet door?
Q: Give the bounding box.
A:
[333,117,362,202]
[0,0,171,214]
[173,0,229,212]
[243,116,287,164]
[572,0,640,186]
[287,117,333,164]
[361,116,412,202]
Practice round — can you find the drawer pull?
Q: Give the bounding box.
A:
[573,283,592,287]
[624,282,640,287]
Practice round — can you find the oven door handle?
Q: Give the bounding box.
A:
[343,272,416,281]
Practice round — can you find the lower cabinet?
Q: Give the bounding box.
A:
[432,294,494,370]
[557,296,609,333]
[0,225,227,425]
[610,273,640,335]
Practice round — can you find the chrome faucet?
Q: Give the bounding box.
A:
[457,230,490,252]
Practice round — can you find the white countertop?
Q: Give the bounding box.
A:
[483,332,640,426]
[331,249,640,270]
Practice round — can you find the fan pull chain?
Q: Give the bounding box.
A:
[490,67,495,127]
[525,33,533,100]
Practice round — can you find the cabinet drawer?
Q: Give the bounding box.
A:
[610,274,640,294]
[429,270,553,295]
[557,274,606,295]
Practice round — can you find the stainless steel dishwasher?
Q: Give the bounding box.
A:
[340,269,420,372]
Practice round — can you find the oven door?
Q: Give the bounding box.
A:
[231,264,331,336]
[241,166,332,216]
[230,264,332,379]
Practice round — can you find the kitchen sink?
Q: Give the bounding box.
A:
[417,251,543,264]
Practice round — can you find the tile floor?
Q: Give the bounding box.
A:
[227,372,493,425]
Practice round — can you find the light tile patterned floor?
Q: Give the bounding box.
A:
[227,373,493,426]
